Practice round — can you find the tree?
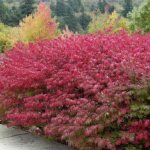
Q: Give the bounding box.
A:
[98,0,107,13]
[88,11,129,33]
[55,0,66,16]
[0,23,11,52]
[68,0,84,12]
[88,14,108,33]
[0,0,8,24]
[122,0,133,17]
[109,5,115,14]
[90,4,97,12]
[63,11,83,33]
[19,0,35,20]
[50,0,56,17]
[19,3,58,42]
[105,11,129,32]
[79,13,91,31]
[6,6,20,26]
[55,0,83,33]
[129,0,150,33]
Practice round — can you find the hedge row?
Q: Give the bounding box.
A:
[0,32,150,149]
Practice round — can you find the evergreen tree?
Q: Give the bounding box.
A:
[63,14,82,33]
[50,0,56,17]
[68,0,84,12]
[79,13,91,30]
[6,6,20,26]
[98,0,107,13]
[0,0,8,24]
[59,4,81,32]
[55,0,66,16]
[19,0,35,20]
[90,4,97,12]
[109,5,115,14]
[55,0,83,33]
[122,0,133,17]
[0,0,20,26]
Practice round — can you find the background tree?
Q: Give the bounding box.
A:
[50,0,56,17]
[90,4,97,12]
[68,0,84,12]
[122,0,133,17]
[55,0,84,33]
[88,14,108,33]
[98,0,115,14]
[88,11,129,33]
[62,5,83,33]
[6,6,20,26]
[0,0,8,24]
[109,5,115,14]
[0,23,12,52]
[129,0,150,33]
[19,0,35,20]
[105,11,129,32]
[79,12,91,31]
[19,3,58,42]
[98,0,107,13]
[55,0,66,16]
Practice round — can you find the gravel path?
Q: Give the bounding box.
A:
[0,125,71,150]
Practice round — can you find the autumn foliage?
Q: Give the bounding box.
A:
[0,32,149,149]
[0,23,12,52]
[19,3,58,43]
[88,12,129,33]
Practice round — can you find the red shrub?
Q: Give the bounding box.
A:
[117,120,150,148]
[0,32,150,149]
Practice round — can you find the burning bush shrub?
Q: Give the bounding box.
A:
[0,32,149,149]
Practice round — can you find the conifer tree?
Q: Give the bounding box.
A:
[0,0,8,24]
[6,6,20,26]
[122,0,133,17]
[79,12,91,30]
[68,0,84,12]
[55,0,66,16]
[19,0,35,20]
[98,0,107,13]
[63,5,81,32]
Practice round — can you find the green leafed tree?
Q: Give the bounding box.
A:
[129,0,150,33]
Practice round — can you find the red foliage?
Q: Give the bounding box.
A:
[130,120,150,147]
[0,32,150,149]
[117,120,150,148]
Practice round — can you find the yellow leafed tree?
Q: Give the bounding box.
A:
[0,23,12,52]
[88,14,108,33]
[105,11,129,32]
[19,3,59,43]
[88,11,129,33]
